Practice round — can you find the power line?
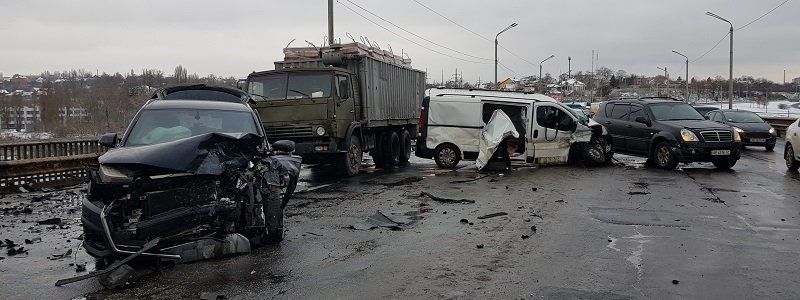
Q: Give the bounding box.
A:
[691,32,729,63]
[344,0,492,62]
[336,0,490,64]
[736,0,791,31]
[410,0,540,69]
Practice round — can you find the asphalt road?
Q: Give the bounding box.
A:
[1,141,799,299]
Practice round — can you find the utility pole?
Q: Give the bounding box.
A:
[539,55,555,82]
[784,70,787,85]
[672,50,690,102]
[328,0,334,46]
[568,56,572,79]
[494,23,517,89]
[707,12,734,109]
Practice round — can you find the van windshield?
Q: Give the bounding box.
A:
[248,72,332,101]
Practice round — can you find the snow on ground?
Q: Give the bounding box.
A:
[694,100,800,118]
[0,130,53,141]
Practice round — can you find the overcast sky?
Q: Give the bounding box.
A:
[2,0,798,83]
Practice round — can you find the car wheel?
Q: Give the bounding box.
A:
[262,188,284,244]
[581,142,607,166]
[712,158,738,170]
[384,131,401,167]
[653,141,678,170]
[765,144,775,152]
[785,143,800,170]
[398,130,413,166]
[434,144,461,168]
[338,137,362,177]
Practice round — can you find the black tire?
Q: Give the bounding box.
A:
[280,176,297,209]
[786,143,800,170]
[338,137,362,176]
[581,142,607,166]
[712,158,738,170]
[765,144,775,152]
[434,144,461,168]
[384,131,401,167]
[653,141,679,170]
[262,188,284,244]
[398,129,412,166]
[373,133,387,168]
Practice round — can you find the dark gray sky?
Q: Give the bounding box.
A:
[2,0,798,83]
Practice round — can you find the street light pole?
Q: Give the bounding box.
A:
[672,50,690,102]
[707,12,734,109]
[568,56,572,79]
[494,23,518,89]
[539,54,555,82]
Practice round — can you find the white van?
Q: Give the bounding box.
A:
[415,88,612,168]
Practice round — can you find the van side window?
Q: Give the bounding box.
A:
[610,104,630,120]
[537,106,574,132]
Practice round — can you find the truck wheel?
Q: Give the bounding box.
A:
[338,137,362,176]
[786,143,800,170]
[712,158,737,170]
[653,141,678,170]
[384,131,401,167]
[434,144,460,168]
[398,129,412,166]
[372,133,387,168]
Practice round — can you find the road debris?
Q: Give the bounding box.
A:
[449,175,489,184]
[476,244,484,249]
[627,191,650,195]
[521,234,531,239]
[531,187,538,191]
[24,237,42,244]
[384,176,424,186]
[352,211,405,230]
[419,192,476,204]
[48,249,72,260]
[459,218,469,224]
[75,263,87,273]
[36,218,62,225]
[672,280,680,285]
[55,237,160,287]
[477,212,508,219]
[531,225,537,233]
[7,246,28,256]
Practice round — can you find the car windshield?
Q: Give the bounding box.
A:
[248,72,332,101]
[725,111,764,123]
[649,103,705,121]
[125,109,259,146]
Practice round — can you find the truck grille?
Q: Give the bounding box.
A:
[264,125,314,139]
[700,130,733,142]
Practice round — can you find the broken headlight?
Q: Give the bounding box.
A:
[98,164,133,183]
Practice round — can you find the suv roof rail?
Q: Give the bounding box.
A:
[638,96,681,101]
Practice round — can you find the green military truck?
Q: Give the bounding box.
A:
[245,43,426,176]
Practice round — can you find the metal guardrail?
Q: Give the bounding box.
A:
[762,117,796,137]
[0,138,106,191]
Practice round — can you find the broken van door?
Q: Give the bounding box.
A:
[476,110,519,170]
[480,101,529,163]
[531,102,577,164]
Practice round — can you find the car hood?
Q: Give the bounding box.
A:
[659,120,731,131]
[99,132,263,175]
[728,121,771,132]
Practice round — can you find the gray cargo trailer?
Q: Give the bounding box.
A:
[247,42,426,176]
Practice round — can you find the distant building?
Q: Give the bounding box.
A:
[10,74,30,91]
[793,77,800,85]
[560,79,586,95]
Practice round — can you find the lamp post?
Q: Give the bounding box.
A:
[672,50,690,102]
[494,23,518,89]
[539,55,555,82]
[568,56,572,79]
[707,11,734,109]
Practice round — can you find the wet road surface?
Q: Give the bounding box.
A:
[1,141,799,299]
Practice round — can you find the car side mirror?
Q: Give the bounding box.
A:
[634,116,651,126]
[98,133,118,148]
[236,79,246,90]
[271,140,295,153]
[704,115,710,120]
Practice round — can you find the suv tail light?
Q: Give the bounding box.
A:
[418,109,427,135]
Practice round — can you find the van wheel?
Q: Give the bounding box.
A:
[384,131,401,167]
[398,130,412,166]
[712,158,737,170]
[785,143,800,170]
[338,137,362,176]
[582,142,607,166]
[653,141,678,170]
[372,133,387,168]
[434,144,460,168]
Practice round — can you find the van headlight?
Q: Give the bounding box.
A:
[769,127,776,135]
[316,126,326,136]
[680,129,699,142]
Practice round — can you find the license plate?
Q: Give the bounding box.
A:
[750,138,766,143]
[711,149,731,156]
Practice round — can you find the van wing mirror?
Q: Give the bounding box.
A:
[98,133,118,148]
[634,116,651,126]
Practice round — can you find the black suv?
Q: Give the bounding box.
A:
[594,98,741,170]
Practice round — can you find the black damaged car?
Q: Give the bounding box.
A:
[81,84,301,267]
[595,97,741,170]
